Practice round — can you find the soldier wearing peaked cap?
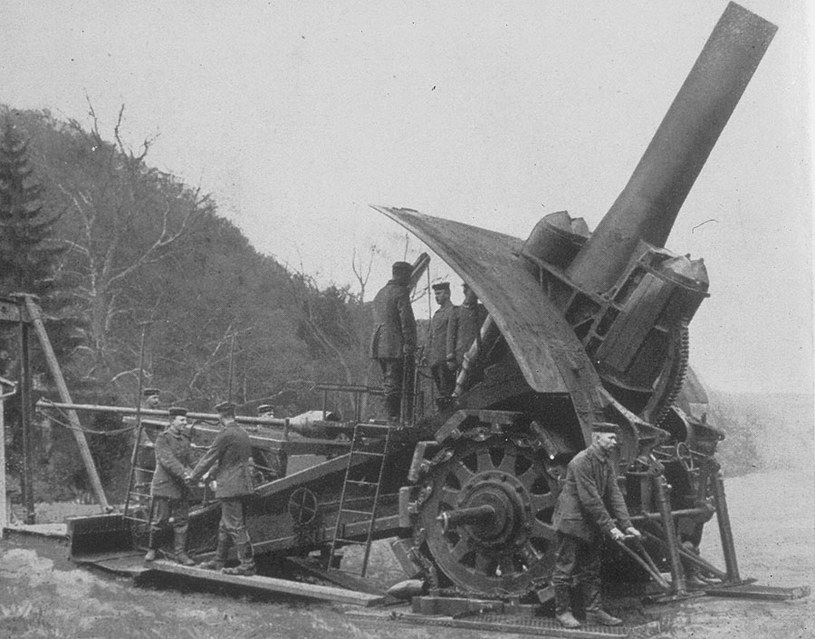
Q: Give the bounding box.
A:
[370,261,417,421]
[142,388,161,408]
[190,400,256,575]
[550,422,641,629]
[145,407,195,565]
[254,403,288,480]
[426,282,456,407]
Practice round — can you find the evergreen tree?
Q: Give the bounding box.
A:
[0,114,64,295]
[0,113,82,502]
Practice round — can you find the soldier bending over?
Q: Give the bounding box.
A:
[551,422,641,628]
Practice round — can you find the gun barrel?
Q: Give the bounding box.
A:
[35,398,289,428]
[566,2,776,294]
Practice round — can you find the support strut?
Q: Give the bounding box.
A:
[711,467,741,583]
[652,472,687,596]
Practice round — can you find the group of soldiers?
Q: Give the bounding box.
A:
[139,395,259,576]
[138,260,641,628]
[370,260,488,420]
[371,260,640,629]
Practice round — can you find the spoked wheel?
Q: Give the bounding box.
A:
[415,432,561,597]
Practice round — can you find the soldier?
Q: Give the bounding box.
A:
[189,401,256,575]
[254,403,287,480]
[370,261,417,421]
[144,407,195,565]
[551,422,641,628]
[426,282,456,407]
[142,387,161,411]
[446,282,488,374]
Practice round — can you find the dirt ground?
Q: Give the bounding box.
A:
[1,467,813,639]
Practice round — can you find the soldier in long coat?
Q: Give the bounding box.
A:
[426,282,456,405]
[144,406,195,565]
[189,401,256,575]
[551,422,641,629]
[446,282,488,373]
[370,261,417,421]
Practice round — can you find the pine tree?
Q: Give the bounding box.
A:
[0,114,64,295]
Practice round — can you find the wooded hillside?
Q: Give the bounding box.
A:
[0,107,374,500]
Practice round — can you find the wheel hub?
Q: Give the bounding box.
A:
[456,470,525,546]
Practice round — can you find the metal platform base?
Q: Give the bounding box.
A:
[347,607,663,638]
[704,583,810,601]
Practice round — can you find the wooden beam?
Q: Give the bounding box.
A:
[148,561,386,606]
[22,296,109,510]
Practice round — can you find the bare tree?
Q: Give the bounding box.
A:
[350,244,377,303]
[48,103,213,387]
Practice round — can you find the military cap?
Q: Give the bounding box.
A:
[143,388,160,397]
[432,282,450,291]
[257,404,274,415]
[168,406,187,417]
[215,401,236,416]
[392,261,412,276]
[592,422,620,434]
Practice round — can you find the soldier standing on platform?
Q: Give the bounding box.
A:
[370,261,417,421]
[190,401,256,575]
[426,282,456,407]
[551,422,642,628]
[144,406,195,565]
[446,282,488,374]
[254,403,287,480]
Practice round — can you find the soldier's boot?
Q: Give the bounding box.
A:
[172,525,195,566]
[144,528,159,562]
[554,585,581,629]
[222,543,256,576]
[583,581,622,626]
[199,532,229,570]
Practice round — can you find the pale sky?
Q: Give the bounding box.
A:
[0,1,811,395]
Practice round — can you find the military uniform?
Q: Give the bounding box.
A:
[190,403,256,574]
[370,262,417,420]
[446,299,487,370]
[253,404,287,480]
[145,407,195,565]
[427,291,456,399]
[551,424,634,627]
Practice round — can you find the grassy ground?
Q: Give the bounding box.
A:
[2,467,813,638]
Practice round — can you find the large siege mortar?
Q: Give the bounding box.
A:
[65,3,778,602]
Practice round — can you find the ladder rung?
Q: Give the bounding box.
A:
[345,480,377,486]
[350,450,386,458]
[338,509,374,516]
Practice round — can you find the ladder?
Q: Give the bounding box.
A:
[329,422,393,577]
[123,426,156,526]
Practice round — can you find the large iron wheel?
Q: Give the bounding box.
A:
[415,432,560,597]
